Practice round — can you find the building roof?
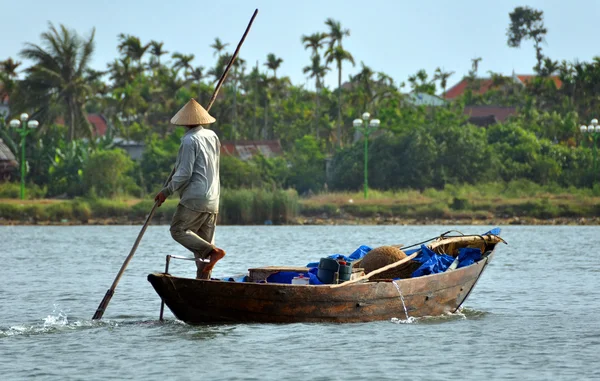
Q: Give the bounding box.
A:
[221,140,283,161]
[0,138,16,161]
[0,138,17,178]
[56,113,109,137]
[0,83,8,104]
[467,115,498,127]
[464,106,517,124]
[444,78,496,99]
[516,74,563,88]
[444,74,562,100]
[87,114,108,136]
[405,92,447,106]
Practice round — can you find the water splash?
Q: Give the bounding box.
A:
[1,305,101,338]
[391,281,416,324]
[43,306,69,327]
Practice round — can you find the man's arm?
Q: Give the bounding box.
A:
[155,139,196,206]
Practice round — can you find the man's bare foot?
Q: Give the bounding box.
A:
[196,271,210,280]
[201,247,226,275]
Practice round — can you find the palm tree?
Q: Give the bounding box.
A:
[117,34,149,67]
[210,37,229,57]
[264,53,283,79]
[539,58,559,77]
[351,62,377,111]
[149,41,168,67]
[434,67,455,97]
[0,58,21,105]
[207,53,231,83]
[188,66,206,104]
[231,57,246,138]
[108,56,136,87]
[325,45,355,147]
[19,22,96,141]
[263,53,284,134]
[1,58,21,79]
[325,18,350,49]
[301,32,328,57]
[303,55,330,137]
[408,69,436,94]
[172,52,195,77]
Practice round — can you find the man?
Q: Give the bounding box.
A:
[154,98,225,279]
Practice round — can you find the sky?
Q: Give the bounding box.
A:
[1,0,599,93]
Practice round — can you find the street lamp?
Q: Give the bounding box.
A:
[580,118,600,185]
[353,112,380,199]
[9,113,39,200]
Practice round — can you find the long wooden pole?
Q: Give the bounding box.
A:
[92,8,259,320]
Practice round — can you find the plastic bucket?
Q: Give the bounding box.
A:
[317,258,339,284]
[338,264,352,281]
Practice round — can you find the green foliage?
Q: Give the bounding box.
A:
[47,140,90,197]
[220,155,262,188]
[83,148,138,198]
[0,182,47,199]
[4,15,600,205]
[138,131,182,193]
[285,135,326,194]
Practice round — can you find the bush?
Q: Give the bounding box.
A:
[0,182,47,199]
[83,149,136,198]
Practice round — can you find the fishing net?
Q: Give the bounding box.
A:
[360,246,421,280]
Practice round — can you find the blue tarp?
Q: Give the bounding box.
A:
[266,268,324,285]
[457,247,483,268]
[398,227,500,279]
[411,245,455,277]
[230,228,501,284]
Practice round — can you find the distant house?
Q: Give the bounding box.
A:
[0,138,17,180]
[444,74,563,100]
[464,106,517,127]
[405,92,447,107]
[87,114,109,137]
[55,113,109,137]
[221,140,283,161]
[114,138,145,160]
[0,93,9,119]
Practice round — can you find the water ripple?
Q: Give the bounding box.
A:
[1,225,599,380]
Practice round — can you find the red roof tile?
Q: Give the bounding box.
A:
[444,78,495,99]
[221,140,283,161]
[516,75,562,88]
[55,113,108,137]
[87,114,108,136]
[445,74,563,99]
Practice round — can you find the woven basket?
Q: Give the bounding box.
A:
[361,246,420,280]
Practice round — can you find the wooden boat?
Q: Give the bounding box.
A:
[147,232,504,324]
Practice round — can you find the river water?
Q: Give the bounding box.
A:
[0,225,599,380]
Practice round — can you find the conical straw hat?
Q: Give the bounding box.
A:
[170,98,216,126]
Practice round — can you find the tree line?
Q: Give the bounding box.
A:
[0,6,599,199]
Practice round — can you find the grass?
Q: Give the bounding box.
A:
[1,181,599,224]
[298,182,600,221]
[0,188,300,224]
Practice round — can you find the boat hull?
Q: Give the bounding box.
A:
[147,251,494,324]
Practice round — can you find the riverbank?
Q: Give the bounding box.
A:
[2,216,597,226]
[1,193,599,226]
